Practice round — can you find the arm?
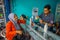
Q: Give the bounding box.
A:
[6,21,22,38]
[39,14,54,27]
[48,14,54,27]
[40,20,53,27]
[6,21,16,38]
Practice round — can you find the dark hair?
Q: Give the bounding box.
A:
[21,14,27,19]
[44,5,51,10]
[14,14,17,16]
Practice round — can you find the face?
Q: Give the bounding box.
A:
[14,14,18,21]
[20,16,24,20]
[44,8,50,14]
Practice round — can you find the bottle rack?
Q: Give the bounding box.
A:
[55,3,60,22]
[0,0,6,28]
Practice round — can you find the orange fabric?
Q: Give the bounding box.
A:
[6,20,26,40]
[18,20,26,24]
[6,21,17,40]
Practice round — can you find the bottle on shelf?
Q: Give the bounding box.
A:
[43,23,48,38]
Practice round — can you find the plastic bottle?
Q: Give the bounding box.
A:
[44,23,48,38]
[30,18,32,26]
[44,23,48,33]
[30,16,34,26]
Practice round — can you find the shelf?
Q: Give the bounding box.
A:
[0,19,4,20]
[58,4,60,6]
[0,3,2,5]
[57,11,60,13]
[0,21,4,23]
[57,8,60,9]
[0,5,4,7]
[0,0,3,3]
[0,12,4,14]
[0,0,6,26]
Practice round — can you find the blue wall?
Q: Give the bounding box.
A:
[4,0,10,22]
[57,0,60,3]
[11,0,57,18]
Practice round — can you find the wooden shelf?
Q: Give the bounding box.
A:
[0,0,6,26]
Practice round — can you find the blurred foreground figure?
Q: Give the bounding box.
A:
[6,13,23,40]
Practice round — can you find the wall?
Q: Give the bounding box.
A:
[57,0,60,3]
[10,0,57,18]
[4,0,10,22]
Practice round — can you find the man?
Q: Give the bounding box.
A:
[39,5,54,31]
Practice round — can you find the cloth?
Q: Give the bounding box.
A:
[39,13,54,31]
[8,13,20,30]
[6,21,16,40]
[6,13,20,40]
[39,13,54,24]
[18,20,26,24]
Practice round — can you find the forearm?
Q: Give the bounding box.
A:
[42,21,53,27]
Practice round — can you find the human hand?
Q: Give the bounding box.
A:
[16,30,23,35]
[40,20,43,24]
